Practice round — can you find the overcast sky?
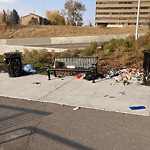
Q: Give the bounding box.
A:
[0,0,96,25]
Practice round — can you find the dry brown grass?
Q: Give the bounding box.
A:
[0,25,149,39]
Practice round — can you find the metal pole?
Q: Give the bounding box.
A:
[42,3,45,25]
[135,0,141,40]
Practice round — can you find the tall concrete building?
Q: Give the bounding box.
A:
[95,0,150,27]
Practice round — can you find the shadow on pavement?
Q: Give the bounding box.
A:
[0,104,93,150]
[0,104,52,130]
[0,126,94,150]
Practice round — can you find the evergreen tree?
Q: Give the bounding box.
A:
[2,9,20,26]
[2,9,7,23]
[9,9,20,26]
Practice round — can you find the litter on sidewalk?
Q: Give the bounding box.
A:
[118,92,126,95]
[73,107,80,111]
[106,68,143,85]
[24,64,36,73]
[33,82,41,84]
[109,96,115,99]
[76,74,83,79]
[129,106,146,110]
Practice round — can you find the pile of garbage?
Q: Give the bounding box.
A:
[0,69,5,73]
[106,68,143,85]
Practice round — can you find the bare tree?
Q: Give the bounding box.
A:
[63,0,86,26]
[0,12,7,29]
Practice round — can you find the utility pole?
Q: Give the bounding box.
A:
[135,0,141,40]
[42,3,45,25]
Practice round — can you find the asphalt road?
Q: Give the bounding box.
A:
[1,96,150,150]
[29,43,90,50]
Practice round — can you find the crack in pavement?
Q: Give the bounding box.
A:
[24,103,48,150]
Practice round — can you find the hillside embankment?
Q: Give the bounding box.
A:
[0,25,149,39]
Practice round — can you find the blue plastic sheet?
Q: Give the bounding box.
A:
[129,106,146,110]
[24,64,36,73]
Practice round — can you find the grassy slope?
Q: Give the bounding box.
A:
[0,25,149,39]
[0,25,149,74]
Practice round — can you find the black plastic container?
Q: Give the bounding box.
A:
[142,50,150,85]
[4,52,23,77]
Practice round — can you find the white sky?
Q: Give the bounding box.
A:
[0,0,18,4]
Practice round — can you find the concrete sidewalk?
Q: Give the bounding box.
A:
[0,72,149,116]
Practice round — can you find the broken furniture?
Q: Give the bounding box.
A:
[47,57,98,83]
[143,50,150,85]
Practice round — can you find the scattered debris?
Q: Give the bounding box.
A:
[118,91,126,95]
[106,68,143,85]
[0,70,5,73]
[106,68,119,79]
[73,107,80,111]
[24,64,36,73]
[33,82,41,84]
[110,83,115,85]
[123,78,130,85]
[57,74,65,78]
[129,106,146,110]
[104,95,116,98]
[109,96,115,98]
[104,95,109,97]
[76,74,83,79]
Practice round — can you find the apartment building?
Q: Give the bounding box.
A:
[95,0,150,27]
